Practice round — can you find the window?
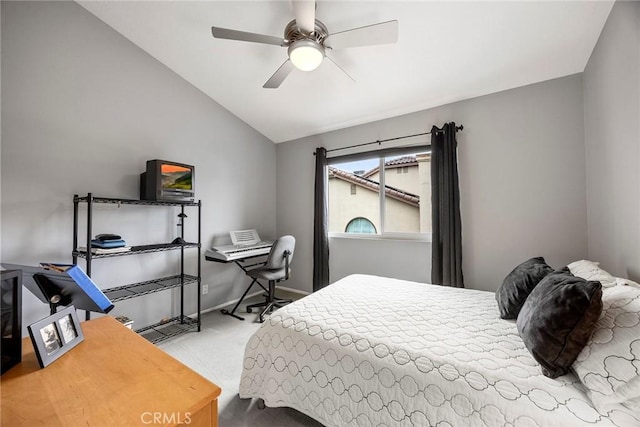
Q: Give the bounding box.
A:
[328,148,431,238]
[345,217,376,234]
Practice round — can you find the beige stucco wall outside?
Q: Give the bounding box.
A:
[328,157,431,233]
[368,165,418,194]
[384,195,421,233]
[328,177,381,232]
[328,177,420,232]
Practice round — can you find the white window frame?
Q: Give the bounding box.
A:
[328,149,432,242]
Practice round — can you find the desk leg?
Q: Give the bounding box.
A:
[219,260,269,321]
[220,278,258,321]
[220,279,268,320]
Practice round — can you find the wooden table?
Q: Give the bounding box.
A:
[1,316,221,426]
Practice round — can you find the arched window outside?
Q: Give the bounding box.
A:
[345,217,376,234]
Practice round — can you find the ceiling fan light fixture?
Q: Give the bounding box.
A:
[288,39,324,71]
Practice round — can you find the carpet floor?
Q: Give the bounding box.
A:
[159,291,324,427]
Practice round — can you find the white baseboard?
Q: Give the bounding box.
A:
[191,290,264,317]
[276,286,310,296]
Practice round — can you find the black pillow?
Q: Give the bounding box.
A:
[495,257,554,319]
[516,269,602,378]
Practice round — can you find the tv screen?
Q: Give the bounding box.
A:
[161,163,192,191]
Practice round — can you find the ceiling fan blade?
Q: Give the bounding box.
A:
[292,0,316,34]
[211,26,285,46]
[325,20,399,49]
[263,60,295,89]
[326,55,355,83]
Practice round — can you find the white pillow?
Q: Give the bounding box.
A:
[568,259,639,288]
[572,283,640,413]
[568,260,617,287]
[620,277,640,288]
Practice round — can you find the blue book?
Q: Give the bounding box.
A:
[1,263,114,314]
[91,239,126,248]
[43,264,114,313]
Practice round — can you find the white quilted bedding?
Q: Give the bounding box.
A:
[239,274,639,426]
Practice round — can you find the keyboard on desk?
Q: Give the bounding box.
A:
[204,241,273,262]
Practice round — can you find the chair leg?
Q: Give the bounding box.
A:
[257,280,275,323]
[258,302,275,323]
[270,280,276,302]
[251,280,294,322]
[246,299,268,313]
[247,280,275,313]
[272,300,292,310]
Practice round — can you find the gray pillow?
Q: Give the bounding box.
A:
[516,269,603,378]
[495,257,554,319]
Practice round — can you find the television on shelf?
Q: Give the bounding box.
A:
[140,159,195,202]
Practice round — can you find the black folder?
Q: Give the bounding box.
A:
[1,263,114,314]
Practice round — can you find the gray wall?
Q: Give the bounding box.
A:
[583,0,640,282]
[277,74,587,292]
[1,1,276,331]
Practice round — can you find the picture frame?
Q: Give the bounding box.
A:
[27,305,84,368]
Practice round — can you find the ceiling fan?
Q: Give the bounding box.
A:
[211,0,398,88]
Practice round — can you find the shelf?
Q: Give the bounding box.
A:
[136,316,199,344]
[103,274,198,302]
[74,195,199,207]
[73,243,199,259]
[73,192,201,344]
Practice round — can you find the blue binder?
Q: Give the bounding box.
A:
[1,263,114,314]
[91,239,126,248]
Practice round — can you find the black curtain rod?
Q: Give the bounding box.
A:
[315,124,463,155]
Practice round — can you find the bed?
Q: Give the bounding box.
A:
[238,274,639,426]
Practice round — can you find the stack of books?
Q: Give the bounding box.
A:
[80,234,131,254]
[114,315,134,329]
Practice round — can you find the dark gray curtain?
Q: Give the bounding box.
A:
[313,147,330,291]
[431,122,464,287]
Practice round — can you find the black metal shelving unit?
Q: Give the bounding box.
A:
[135,315,200,344]
[72,193,202,344]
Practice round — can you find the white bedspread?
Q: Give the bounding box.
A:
[239,274,638,426]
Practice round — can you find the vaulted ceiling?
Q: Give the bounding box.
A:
[77,1,613,143]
